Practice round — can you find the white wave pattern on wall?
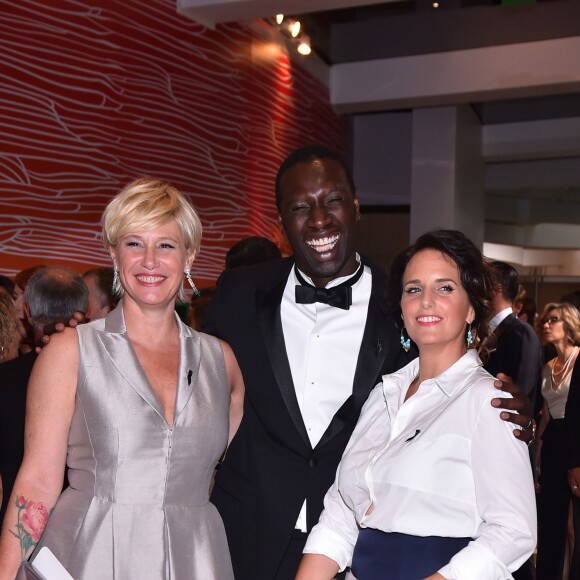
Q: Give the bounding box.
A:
[0,0,344,282]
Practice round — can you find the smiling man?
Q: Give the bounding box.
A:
[204,145,531,580]
[276,153,360,286]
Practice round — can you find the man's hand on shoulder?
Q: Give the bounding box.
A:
[491,373,534,443]
[569,467,580,497]
[35,311,87,353]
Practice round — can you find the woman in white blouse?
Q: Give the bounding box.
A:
[534,302,580,579]
[296,230,536,580]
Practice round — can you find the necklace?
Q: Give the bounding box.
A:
[550,345,578,389]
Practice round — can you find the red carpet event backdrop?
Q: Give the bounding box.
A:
[0,0,344,285]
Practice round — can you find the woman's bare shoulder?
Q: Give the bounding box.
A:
[35,326,80,365]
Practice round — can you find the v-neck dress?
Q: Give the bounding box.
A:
[32,304,234,579]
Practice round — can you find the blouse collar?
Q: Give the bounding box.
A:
[383,349,485,401]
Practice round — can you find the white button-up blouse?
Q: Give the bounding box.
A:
[303,350,537,579]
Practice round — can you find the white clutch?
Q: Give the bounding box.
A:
[28,547,74,580]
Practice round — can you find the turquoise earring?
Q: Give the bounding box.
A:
[400,327,411,352]
[467,326,474,347]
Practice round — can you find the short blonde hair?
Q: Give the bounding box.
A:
[102,177,202,300]
[537,302,580,346]
[0,292,18,361]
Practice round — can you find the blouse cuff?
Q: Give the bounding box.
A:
[438,542,513,580]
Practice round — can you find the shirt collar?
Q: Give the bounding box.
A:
[294,253,362,289]
[383,349,485,401]
[489,306,513,332]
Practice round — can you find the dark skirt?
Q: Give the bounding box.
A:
[351,528,471,580]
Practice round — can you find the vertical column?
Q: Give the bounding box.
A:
[410,105,484,247]
[351,111,412,206]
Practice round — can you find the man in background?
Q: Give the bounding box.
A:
[0,266,88,526]
[485,261,542,402]
[484,260,542,580]
[225,236,282,270]
[83,267,118,321]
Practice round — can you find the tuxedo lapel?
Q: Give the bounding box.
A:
[351,294,391,408]
[316,267,389,449]
[256,261,310,447]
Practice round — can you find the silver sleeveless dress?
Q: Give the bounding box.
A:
[33,303,234,579]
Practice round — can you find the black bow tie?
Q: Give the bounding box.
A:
[294,265,363,310]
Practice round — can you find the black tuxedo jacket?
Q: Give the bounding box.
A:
[484,314,542,580]
[484,313,542,402]
[205,257,408,579]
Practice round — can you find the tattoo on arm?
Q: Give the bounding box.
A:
[9,495,50,560]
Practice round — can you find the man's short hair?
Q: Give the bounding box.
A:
[83,267,119,309]
[489,261,519,303]
[25,266,88,327]
[225,237,282,270]
[274,145,356,211]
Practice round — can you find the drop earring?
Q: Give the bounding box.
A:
[400,326,411,353]
[112,267,119,295]
[185,269,201,296]
[466,326,474,347]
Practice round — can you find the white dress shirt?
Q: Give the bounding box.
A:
[304,350,537,579]
[281,259,372,531]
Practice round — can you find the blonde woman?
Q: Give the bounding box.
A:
[0,178,244,579]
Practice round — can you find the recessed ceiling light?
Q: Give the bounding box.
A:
[297,37,311,56]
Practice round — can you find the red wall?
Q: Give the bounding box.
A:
[0,0,345,285]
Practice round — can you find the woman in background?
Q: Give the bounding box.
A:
[0,292,20,363]
[535,302,580,579]
[297,230,536,580]
[0,178,244,579]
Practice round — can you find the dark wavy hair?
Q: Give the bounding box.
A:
[387,229,494,361]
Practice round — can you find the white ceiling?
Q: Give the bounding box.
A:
[176,0,398,28]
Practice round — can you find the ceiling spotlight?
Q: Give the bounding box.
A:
[289,19,301,38]
[275,14,284,25]
[432,1,439,6]
[297,36,311,56]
